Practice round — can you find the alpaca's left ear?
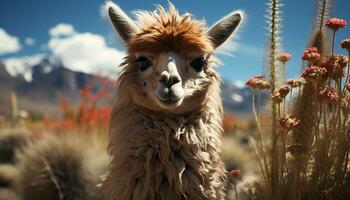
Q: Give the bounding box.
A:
[207,11,243,49]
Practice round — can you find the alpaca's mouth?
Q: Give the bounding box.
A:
[155,86,185,107]
[158,96,182,104]
[155,93,184,108]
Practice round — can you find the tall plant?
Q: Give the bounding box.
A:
[243,0,350,199]
[266,0,283,196]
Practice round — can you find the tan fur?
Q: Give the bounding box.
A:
[129,4,213,55]
[102,4,233,200]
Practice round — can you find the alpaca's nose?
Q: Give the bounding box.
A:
[159,73,181,88]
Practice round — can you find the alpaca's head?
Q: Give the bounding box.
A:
[106,2,243,113]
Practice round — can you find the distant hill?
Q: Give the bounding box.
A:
[221,80,268,115]
[0,58,267,118]
[0,58,102,118]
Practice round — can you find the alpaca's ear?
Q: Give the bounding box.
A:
[105,2,138,43]
[207,11,243,49]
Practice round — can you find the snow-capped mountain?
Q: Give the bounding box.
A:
[0,58,107,117]
[221,80,268,114]
[0,57,267,118]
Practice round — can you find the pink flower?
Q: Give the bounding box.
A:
[279,114,301,130]
[302,47,321,63]
[272,85,290,103]
[286,79,305,88]
[325,18,347,31]
[322,55,348,79]
[341,39,350,52]
[345,83,350,92]
[301,66,327,82]
[245,75,270,90]
[277,53,292,63]
[230,169,241,177]
[317,86,339,103]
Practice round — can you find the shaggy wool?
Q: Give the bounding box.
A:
[101,4,229,200]
[102,81,226,200]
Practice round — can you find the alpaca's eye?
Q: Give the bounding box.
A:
[135,56,152,71]
[190,57,206,72]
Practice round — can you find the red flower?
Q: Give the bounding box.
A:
[317,86,339,103]
[301,66,327,82]
[245,75,271,90]
[79,83,94,100]
[337,54,349,67]
[277,53,292,63]
[230,169,241,177]
[223,114,236,133]
[322,55,348,79]
[325,18,347,31]
[279,114,301,130]
[302,47,321,63]
[341,39,350,52]
[272,85,290,103]
[99,107,111,124]
[286,79,305,88]
[62,119,74,129]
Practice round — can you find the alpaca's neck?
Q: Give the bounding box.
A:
[103,79,226,200]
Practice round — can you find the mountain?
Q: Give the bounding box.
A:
[0,58,266,118]
[15,59,94,104]
[221,81,269,115]
[0,58,99,118]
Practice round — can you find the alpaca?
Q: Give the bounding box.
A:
[102,2,243,199]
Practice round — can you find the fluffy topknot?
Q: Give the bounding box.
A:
[128,4,213,54]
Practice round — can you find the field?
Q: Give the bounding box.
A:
[1,0,350,199]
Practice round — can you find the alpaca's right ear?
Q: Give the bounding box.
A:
[105,2,138,43]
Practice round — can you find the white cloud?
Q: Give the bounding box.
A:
[49,23,75,37]
[0,28,21,55]
[24,37,35,46]
[3,54,45,81]
[3,24,124,81]
[48,24,125,76]
[233,80,246,89]
[231,93,243,103]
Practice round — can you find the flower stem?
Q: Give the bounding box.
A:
[283,63,286,83]
[289,89,293,111]
[252,90,269,175]
[342,52,350,94]
[332,31,336,56]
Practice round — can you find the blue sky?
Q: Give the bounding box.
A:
[0,0,349,82]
